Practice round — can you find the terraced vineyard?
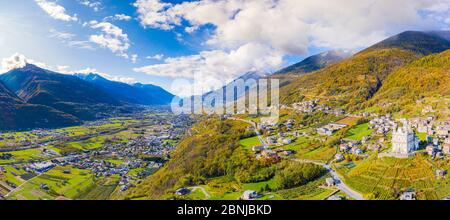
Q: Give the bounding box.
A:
[336,155,450,200]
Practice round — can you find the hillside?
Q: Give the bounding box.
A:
[279,48,420,111]
[0,80,79,130]
[117,117,256,199]
[118,117,327,200]
[278,31,450,113]
[0,64,121,120]
[275,50,352,75]
[367,49,450,116]
[76,73,174,105]
[362,30,450,55]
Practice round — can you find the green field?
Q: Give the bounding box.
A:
[239,136,262,149]
[346,123,373,141]
[9,166,95,200]
[0,148,48,164]
[283,136,335,162]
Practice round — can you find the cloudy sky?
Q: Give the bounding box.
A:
[0,0,449,96]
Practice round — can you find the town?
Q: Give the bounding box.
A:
[0,108,194,200]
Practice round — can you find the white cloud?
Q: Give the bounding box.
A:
[34,0,77,21]
[133,0,182,30]
[111,76,137,84]
[78,0,101,11]
[134,43,283,95]
[1,53,53,73]
[49,29,95,50]
[57,65,71,73]
[134,0,449,52]
[146,54,165,60]
[132,0,450,96]
[0,54,138,85]
[88,21,131,57]
[105,14,133,21]
[74,68,137,84]
[1,53,27,72]
[131,54,138,63]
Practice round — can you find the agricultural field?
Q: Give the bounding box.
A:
[336,117,360,126]
[336,155,450,200]
[283,136,336,162]
[0,148,49,164]
[8,166,95,200]
[345,123,373,141]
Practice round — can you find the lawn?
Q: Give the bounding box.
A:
[346,123,373,141]
[417,132,427,141]
[239,136,262,149]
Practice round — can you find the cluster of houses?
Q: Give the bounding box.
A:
[317,123,347,136]
[387,117,449,159]
[0,114,194,194]
[339,140,364,155]
[291,100,346,116]
[369,115,396,134]
[265,132,293,146]
[425,137,450,158]
[252,145,294,163]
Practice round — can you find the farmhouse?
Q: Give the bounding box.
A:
[175,188,191,196]
[399,190,416,200]
[436,170,447,178]
[325,178,336,186]
[317,123,347,136]
[241,190,259,200]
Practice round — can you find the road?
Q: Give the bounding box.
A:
[229,117,365,200]
[324,164,365,200]
[289,159,364,200]
[4,172,44,198]
[228,117,268,147]
[190,186,211,199]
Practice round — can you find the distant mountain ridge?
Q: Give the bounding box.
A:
[362,30,450,55]
[75,73,174,106]
[275,50,353,75]
[0,64,121,121]
[0,64,175,131]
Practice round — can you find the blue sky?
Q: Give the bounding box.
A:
[0,0,448,96]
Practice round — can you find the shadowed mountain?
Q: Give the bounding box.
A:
[275,50,353,75]
[75,73,175,106]
[0,80,79,131]
[0,64,121,120]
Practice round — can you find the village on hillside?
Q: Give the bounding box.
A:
[192,99,449,201]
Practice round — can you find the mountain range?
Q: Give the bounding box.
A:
[278,30,450,113]
[275,50,353,75]
[0,30,449,131]
[0,65,174,131]
[75,73,174,106]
